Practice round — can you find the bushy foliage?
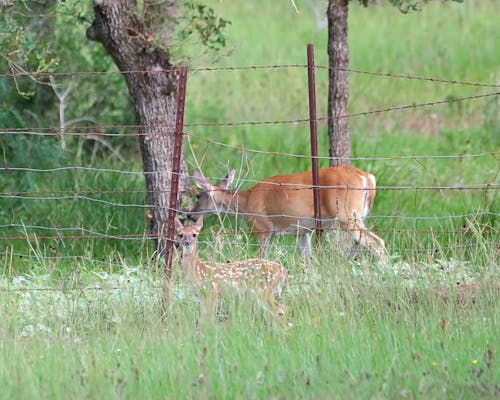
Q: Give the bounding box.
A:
[0,0,230,162]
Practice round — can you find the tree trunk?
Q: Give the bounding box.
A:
[327,0,350,166]
[87,0,190,257]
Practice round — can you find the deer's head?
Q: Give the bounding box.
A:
[190,170,236,217]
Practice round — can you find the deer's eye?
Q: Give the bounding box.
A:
[178,234,184,239]
[192,233,197,238]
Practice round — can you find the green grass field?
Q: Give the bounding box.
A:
[0,0,499,398]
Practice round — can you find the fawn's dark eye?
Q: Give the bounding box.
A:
[178,234,184,239]
[192,233,197,238]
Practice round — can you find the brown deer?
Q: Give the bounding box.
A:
[175,216,288,318]
[191,165,386,261]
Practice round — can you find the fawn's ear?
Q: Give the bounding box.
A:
[174,217,184,232]
[195,215,204,230]
[220,169,236,190]
[193,171,212,191]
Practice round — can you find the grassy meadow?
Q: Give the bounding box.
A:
[1,0,499,398]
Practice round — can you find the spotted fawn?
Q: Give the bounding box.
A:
[175,216,288,318]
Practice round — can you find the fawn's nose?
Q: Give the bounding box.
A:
[181,243,192,254]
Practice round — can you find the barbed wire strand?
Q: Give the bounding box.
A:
[186,132,500,162]
[1,212,497,234]
[1,224,497,242]
[3,239,493,259]
[0,238,496,291]
[1,150,498,174]
[1,64,499,88]
[2,91,498,134]
[0,183,497,205]
[0,178,498,197]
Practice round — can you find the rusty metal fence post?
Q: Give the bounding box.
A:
[162,66,188,319]
[307,44,323,244]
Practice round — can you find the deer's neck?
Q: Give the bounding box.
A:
[220,189,250,214]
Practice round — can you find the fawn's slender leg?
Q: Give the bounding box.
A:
[205,285,220,319]
[261,272,286,317]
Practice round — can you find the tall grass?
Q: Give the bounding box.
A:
[1,257,498,398]
[0,1,499,398]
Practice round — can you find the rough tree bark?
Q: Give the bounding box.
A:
[86,0,190,258]
[327,0,351,166]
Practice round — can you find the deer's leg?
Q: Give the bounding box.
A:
[348,240,361,259]
[298,232,312,260]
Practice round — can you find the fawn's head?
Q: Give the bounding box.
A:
[175,216,203,256]
[191,170,236,217]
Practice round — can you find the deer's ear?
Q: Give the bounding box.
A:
[174,217,184,232]
[193,171,212,191]
[220,169,236,190]
[195,215,204,229]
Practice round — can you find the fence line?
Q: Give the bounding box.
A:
[0,252,139,269]
[316,66,500,88]
[1,91,498,135]
[0,166,144,175]
[1,149,498,169]
[186,133,500,161]
[0,211,498,243]
[1,239,497,273]
[1,183,497,201]
[0,287,135,293]
[2,64,499,88]
[1,182,498,197]
[326,92,498,120]
[3,239,497,257]
[4,239,494,255]
[1,61,497,278]
[1,212,498,233]
[0,225,496,242]
[0,194,150,208]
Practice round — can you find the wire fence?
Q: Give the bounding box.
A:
[2,64,500,87]
[1,63,498,283]
[2,89,499,135]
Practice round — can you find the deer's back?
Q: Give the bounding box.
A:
[244,165,375,222]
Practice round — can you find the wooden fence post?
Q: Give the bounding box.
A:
[307,44,323,244]
[162,66,188,320]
